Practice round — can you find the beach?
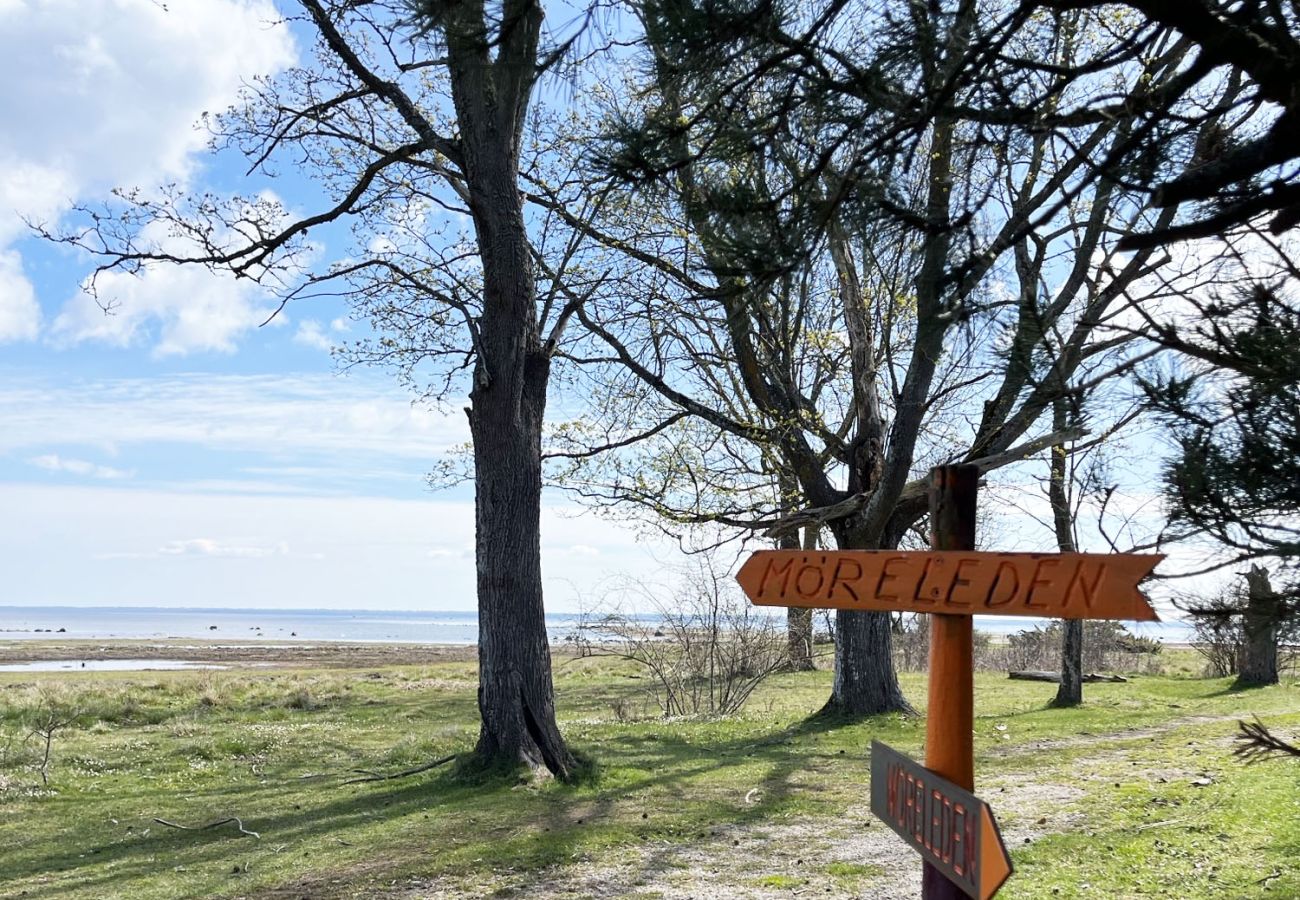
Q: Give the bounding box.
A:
[0,637,478,670]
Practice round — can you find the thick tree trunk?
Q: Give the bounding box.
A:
[465,230,575,776]
[470,384,574,777]
[450,5,574,777]
[820,516,910,715]
[1236,565,1280,688]
[826,610,912,715]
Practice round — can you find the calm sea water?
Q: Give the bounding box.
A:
[0,605,1193,644]
[0,606,585,644]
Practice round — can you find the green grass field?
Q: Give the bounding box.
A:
[1,652,1297,899]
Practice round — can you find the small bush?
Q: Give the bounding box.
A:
[988,620,1162,674]
[578,553,786,718]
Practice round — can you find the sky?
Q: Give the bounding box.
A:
[0,0,679,612]
[0,0,1230,619]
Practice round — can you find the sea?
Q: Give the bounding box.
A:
[0,606,580,645]
[0,605,1194,644]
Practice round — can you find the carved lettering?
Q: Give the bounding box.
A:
[913,777,925,843]
[876,556,909,603]
[986,560,1020,608]
[930,788,942,856]
[941,794,953,864]
[758,557,795,598]
[1025,557,1061,610]
[948,555,997,608]
[952,803,966,876]
[827,557,862,604]
[1069,560,1105,611]
[965,809,977,883]
[795,562,824,598]
[944,556,977,608]
[739,549,1160,621]
[869,741,1011,899]
[910,558,936,606]
[917,556,952,606]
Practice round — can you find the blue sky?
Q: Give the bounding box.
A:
[0,0,1231,620]
[0,0,676,611]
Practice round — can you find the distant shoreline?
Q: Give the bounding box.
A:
[0,637,478,669]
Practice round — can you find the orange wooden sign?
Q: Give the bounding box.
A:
[871,741,1012,900]
[736,550,1161,621]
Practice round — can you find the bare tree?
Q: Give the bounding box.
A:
[26,694,77,787]
[544,5,1210,716]
[49,0,595,778]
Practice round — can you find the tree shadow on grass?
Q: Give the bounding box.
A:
[5,707,905,900]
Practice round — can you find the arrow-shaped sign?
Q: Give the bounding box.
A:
[736,550,1161,621]
[870,741,1012,900]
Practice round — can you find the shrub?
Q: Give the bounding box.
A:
[577,554,786,717]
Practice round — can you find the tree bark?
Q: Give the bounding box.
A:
[1048,402,1083,708]
[820,516,912,716]
[782,525,817,672]
[819,519,912,715]
[1236,565,1280,688]
[470,368,574,777]
[825,609,911,715]
[446,0,574,778]
[1054,620,1084,706]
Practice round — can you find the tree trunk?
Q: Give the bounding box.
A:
[818,516,912,715]
[781,525,817,672]
[1048,402,1083,708]
[825,609,912,715]
[820,520,910,715]
[450,1,574,777]
[1236,565,1280,688]
[1053,620,1084,706]
[470,379,574,777]
[465,208,575,775]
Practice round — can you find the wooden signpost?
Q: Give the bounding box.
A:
[870,740,1011,900]
[735,551,1160,621]
[736,465,1163,899]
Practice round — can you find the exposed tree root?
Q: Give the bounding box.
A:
[152,817,260,839]
[342,754,457,785]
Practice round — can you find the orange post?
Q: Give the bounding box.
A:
[923,464,979,899]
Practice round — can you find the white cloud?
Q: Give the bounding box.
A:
[0,0,296,352]
[0,249,39,341]
[52,250,281,356]
[0,372,469,462]
[158,538,288,559]
[28,453,132,480]
[0,159,74,246]
[0,1,295,231]
[0,484,673,611]
[293,319,334,352]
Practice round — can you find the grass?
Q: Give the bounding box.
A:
[0,652,1297,899]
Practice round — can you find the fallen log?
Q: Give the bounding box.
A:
[1007,671,1128,683]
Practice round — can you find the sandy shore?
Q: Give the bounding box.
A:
[0,638,478,668]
